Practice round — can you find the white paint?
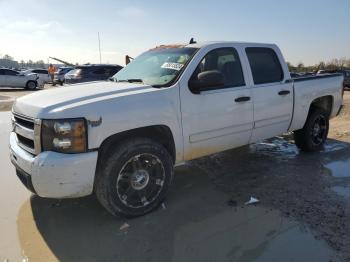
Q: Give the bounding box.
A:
[10,132,98,198]
[9,41,343,199]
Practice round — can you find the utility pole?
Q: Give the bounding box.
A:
[98,32,102,64]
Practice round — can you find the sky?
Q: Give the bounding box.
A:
[0,0,349,66]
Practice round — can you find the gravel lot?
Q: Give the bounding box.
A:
[0,87,350,261]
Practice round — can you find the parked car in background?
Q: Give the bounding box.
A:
[343,70,350,89]
[0,68,39,89]
[23,69,50,87]
[290,72,302,78]
[53,67,74,85]
[64,64,123,84]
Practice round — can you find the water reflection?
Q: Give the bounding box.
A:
[16,165,336,262]
[324,159,350,178]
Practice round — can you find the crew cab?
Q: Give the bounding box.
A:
[0,68,39,89]
[9,41,344,217]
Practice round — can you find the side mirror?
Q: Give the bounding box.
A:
[189,70,224,94]
[125,55,134,65]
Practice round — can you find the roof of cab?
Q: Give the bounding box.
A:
[185,41,276,48]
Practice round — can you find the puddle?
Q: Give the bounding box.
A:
[332,186,350,199]
[322,141,349,153]
[17,197,337,262]
[324,159,350,178]
[251,137,349,161]
[250,137,299,159]
[171,208,336,262]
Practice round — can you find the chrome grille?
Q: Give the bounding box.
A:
[12,113,41,155]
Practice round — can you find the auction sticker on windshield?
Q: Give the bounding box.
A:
[161,62,184,71]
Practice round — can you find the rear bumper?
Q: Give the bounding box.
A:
[9,132,98,198]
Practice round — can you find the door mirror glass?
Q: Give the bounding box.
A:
[189,70,224,94]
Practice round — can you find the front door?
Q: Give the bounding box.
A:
[180,46,253,160]
[4,69,21,87]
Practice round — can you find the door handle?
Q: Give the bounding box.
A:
[235,96,251,102]
[278,90,290,96]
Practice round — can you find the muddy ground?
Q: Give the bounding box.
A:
[0,91,350,261]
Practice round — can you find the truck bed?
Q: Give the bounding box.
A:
[288,73,344,131]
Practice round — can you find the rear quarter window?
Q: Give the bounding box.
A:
[246,47,284,85]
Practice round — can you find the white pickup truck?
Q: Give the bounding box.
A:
[9,41,344,217]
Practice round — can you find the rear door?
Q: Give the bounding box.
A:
[89,67,108,81]
[180,45,253,160]
[0,69,6,86]
[244,47,293,142]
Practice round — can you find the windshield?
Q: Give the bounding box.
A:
[67,69,81,75]
[112,47,198,87]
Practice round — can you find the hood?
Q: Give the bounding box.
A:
[13,81,156,118]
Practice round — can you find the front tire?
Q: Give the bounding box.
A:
[25,81,37,90]
[294,108,329,152]
[95,138,174,217]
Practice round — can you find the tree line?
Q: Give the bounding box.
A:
[0,54,46,69]
[287,58,350,73]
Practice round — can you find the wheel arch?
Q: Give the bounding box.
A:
[25,80,37,88]
[309,95,333,116]
[96,124,176,169]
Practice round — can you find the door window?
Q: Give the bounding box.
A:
[4,69,18,76]
[91,68,106,75]
[246,47,284,85]
[33,69,48,74]
[190,48,245,92]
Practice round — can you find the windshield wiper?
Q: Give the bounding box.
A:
[117,79,144,83]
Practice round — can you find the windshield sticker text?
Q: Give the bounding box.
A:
[161,62,184,71]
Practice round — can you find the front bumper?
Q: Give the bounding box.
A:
[9,132,98,198]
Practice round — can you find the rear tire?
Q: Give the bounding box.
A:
[25,81,37,90]
[95,138,174,217]
[294,108,329,152]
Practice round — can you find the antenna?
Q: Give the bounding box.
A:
[189,38,196,44]
[98,32,102,64]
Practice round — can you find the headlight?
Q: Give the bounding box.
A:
[41,118,87,153]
